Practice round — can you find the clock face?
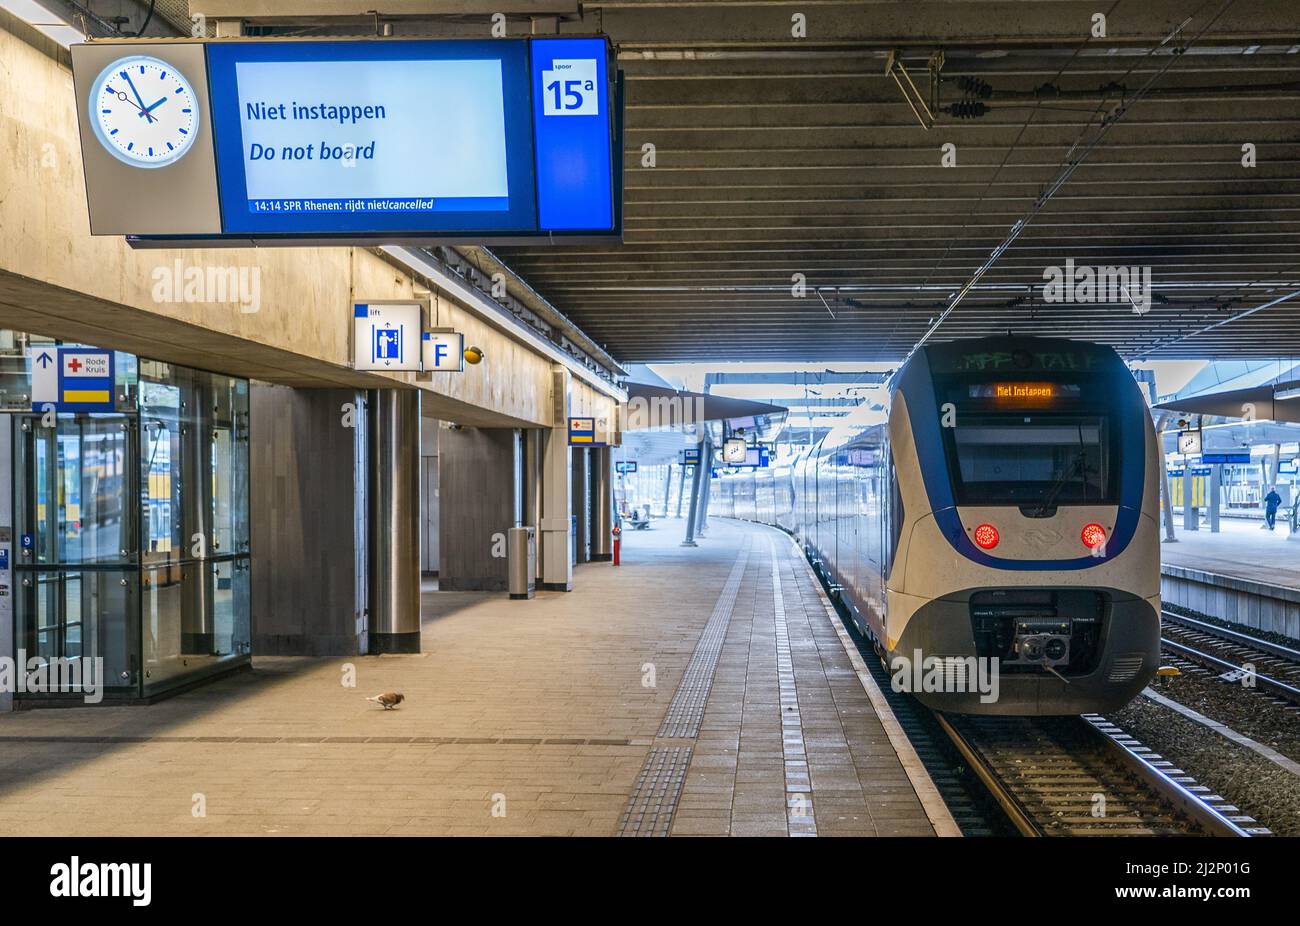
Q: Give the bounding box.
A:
[89,55,200,168]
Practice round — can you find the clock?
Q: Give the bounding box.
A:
[1177,430,1203,455]
[89,55,200,169]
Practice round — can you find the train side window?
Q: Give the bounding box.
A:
[887,452,904,571]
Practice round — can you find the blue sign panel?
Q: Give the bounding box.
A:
[530,38,614,232]
[615,461,638,474]
[202,38,618,240]
[1200,452,1252,465]
[34,349,116,413]
[680,448,701,466]
[568,417,596,446]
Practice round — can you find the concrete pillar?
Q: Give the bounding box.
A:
[572,447,590,563]
[438,426,515,591]
[591,446,613,560]
[368,389,421,653]
[181,373,215,654]
[540,424,573,590]
[523,428,543,579]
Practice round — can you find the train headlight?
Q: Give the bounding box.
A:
[973,523,999,550]
[1081,523,1107,549]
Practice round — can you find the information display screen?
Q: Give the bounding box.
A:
[203,37,616,238]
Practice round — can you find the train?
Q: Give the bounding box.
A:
[714,336,1161,715]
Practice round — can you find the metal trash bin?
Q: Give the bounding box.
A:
[508,526,536,600]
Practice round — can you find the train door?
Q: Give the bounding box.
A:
[13,413,138,698]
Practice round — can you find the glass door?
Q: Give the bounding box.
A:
[13,414,139,699]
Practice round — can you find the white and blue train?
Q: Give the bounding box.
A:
[714,336,1161,715]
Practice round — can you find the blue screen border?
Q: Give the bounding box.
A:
[205,39,543,236]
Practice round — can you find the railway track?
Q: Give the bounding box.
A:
[935,713,1266,836]
[1161,610,1300,706]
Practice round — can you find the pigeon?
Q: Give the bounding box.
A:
[366,692,405,710]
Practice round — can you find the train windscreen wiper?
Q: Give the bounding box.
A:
[1032,449,1085,517]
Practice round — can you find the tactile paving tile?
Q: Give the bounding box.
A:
[616,745,693,836]
[770,540,817,836]
[656,539,752,739]
[617,540,751,835]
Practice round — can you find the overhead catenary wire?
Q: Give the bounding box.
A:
[904,0,1240,362]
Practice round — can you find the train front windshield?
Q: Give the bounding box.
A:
[938,379,1117,507]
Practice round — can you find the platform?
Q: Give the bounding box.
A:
[1162,518,1300,591]
[1161,519,1300,640]
[0,519,950,837]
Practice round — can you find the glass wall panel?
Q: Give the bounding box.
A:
[9,336,251,703]
[139,362,250,697]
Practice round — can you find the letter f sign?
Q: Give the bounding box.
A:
[434,343,447,367]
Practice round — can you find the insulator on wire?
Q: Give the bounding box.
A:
[947,100,989,119]
[956,76,993,99]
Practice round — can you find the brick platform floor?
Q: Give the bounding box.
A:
[0,519,947,837]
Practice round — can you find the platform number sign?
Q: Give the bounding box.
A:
[541,59,598,116]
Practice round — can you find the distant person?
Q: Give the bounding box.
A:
[1264,486,1282,530]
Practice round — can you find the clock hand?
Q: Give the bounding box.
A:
[143,96,168,114]
[120,72,155,123]
[115,91,155,124]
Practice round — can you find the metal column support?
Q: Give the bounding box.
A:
[675,463,687,517]
[572,447,590,563]
[0,418,12,712]
[523,428,543,579]
[590,446,613,561]
[682,436,711,547]
[1182,466,1198,531]
[368,389,421,653]
[181,373,215,654]
[662,464,673,518]
[1208,464,1221,532]
[697,451,713,536]
[1155,414,1177,543]
[540,407,573,591]
[512,429,524,528]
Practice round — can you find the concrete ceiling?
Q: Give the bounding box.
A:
[165,1,1300,363]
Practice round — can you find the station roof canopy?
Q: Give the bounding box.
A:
[175,2,1300,363]
[1156,380,1300,425]
[623,381,786,427]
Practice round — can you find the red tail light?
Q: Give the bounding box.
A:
[973,523,1000,550]
[1081,523,1107,549]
